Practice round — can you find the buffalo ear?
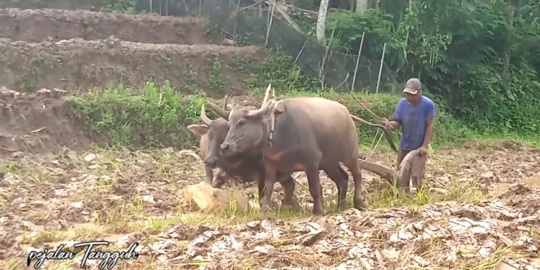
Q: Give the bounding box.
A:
[188,124,209,136]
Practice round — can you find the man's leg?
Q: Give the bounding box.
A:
[395,148,411,188]
[397,148,411,169]
[411,151,427,189]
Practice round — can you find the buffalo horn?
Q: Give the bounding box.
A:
[200,104,212,125]
[222,95,228,109]
[247,99,273,117]
[207,102,230,120]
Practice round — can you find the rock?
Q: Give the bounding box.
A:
[180,182,251,214]
[494,261,519,270]
[83,153,96,163]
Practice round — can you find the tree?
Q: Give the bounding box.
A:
[356,0,368,14]
[316,0,330,42]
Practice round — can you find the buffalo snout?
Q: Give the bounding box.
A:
[204,156,218,168]
[220,143,236,156]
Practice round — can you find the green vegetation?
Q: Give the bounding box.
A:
[67,49,538,151]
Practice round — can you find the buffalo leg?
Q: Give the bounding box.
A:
[204,166,214,183]
[257,172,265,206]
[344,160,367,211]
[261,164,277,212]
[280,176,298,206]
[305,165,324,216]
[323,166,348,211]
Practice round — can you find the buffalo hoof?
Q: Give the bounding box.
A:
[354,200,368,211]
[338,200,348,211]
[282,197,300,207]
[312,208,324,216]
[261,205,273,213]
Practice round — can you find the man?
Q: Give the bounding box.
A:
[381,78,436,168]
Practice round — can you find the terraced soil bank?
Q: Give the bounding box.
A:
[0,8,265,93]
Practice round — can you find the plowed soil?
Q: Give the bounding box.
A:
[1,133,539,269]
[0,38,264,93]
[0,8,210,44]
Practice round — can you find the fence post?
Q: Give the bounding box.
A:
[375,42,387,94]
[265,0,277,48]
[350,32,365,92]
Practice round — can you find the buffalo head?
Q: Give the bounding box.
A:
[187,97,231,168]
[211,97,277,157]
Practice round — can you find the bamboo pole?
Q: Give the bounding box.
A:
[350,32,365,92]
[375,42,387,94]
[265,0,276,48]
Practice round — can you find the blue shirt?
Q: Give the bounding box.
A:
[392,96,437,151]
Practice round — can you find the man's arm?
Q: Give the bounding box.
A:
[388,101,402,130]
[421,101,437,148]
[422,118,434,148]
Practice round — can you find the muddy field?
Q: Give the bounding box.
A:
[1,89,540,269]
[0,8,261,93]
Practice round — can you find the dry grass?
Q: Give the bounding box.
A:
[0,142,539,269]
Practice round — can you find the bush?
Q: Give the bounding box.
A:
[67,81,207,149]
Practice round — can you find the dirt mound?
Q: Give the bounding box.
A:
[0,38,265,94]
[0,87,92,156]
[0,0,109,10]
[0,8,210,44]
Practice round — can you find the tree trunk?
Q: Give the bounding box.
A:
[501,0,516,95]
[356,0,368,14]
[316,0,329,42]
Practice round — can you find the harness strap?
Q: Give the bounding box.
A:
[267,101,279,148]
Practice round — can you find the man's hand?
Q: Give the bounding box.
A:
[380,118,390,127]
[418,146,428,155]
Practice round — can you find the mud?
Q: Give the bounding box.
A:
[0,38,265,93]
[0,8,211,44]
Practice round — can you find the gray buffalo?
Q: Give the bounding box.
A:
[209,92,396,215]
[188,99,298,206]
[187,98,229,184]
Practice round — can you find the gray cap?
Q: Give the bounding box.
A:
[403,78,421,95]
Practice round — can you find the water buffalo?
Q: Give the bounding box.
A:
[187,98,229,184]
[188,99,299,206]
[209,93,396,215]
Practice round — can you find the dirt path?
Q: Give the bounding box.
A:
[0,8,210,44]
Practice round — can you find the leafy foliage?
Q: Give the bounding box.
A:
[66,82,205,149]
